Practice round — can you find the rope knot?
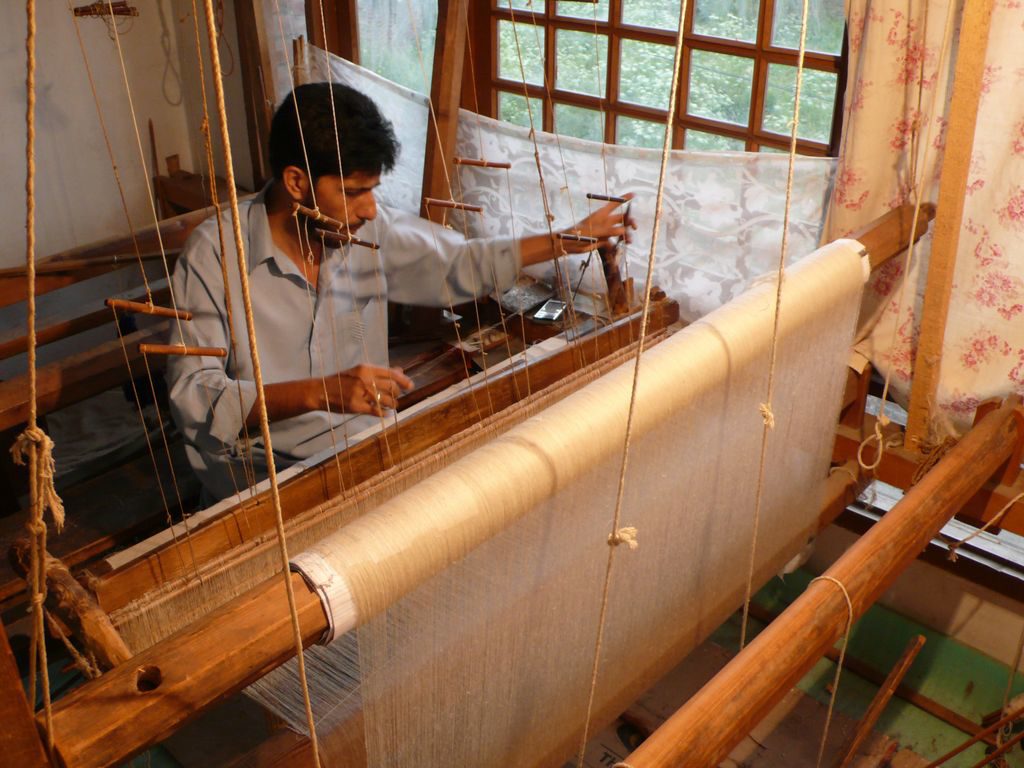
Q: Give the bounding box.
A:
[608,526,639,550]
[759,402,775,429]
[11,425,65,532]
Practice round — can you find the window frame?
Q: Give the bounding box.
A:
[485,0,847,156]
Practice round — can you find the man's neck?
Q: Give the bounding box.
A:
[265,180,323,280]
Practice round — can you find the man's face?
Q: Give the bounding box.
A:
[313,171,381,233]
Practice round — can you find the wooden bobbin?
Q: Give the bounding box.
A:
[424,197,484,214]
[106,298,192,321]
[292,203,381,250]
[586,193,628,204]
[139,343,226,358]
[453,157,512,170]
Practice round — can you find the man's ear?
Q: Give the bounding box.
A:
[281,165,311,202]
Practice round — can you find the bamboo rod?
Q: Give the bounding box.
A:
[139,343,226,358]
[452,156,512,169]
[557,233,599,244]
[105,298,192,321]
[586,193,628,203]
[618,398,1023,768]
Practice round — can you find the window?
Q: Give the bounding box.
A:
[486,0,846,155]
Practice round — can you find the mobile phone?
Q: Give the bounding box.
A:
[533,299,567,322]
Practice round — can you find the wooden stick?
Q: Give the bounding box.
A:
[0,251,169,278]
[139,343,226,358]
[9,541,132,670]
[557,233,599,244]
[0,287,171,361]
[966,728,1024,768]
[423,197,483,213]
[292,203,381,250]
[922,701,1024,767]
[904,0,995,450]
[586,193,628,203]
[44,572,327,768]
[618,398,1023,768]
[105,298,191,321]
[833,634,925,768]
[453,156,512,169]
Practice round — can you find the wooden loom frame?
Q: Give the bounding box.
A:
[7,2,1023,767]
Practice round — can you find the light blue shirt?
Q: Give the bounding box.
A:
[166,190,521,501]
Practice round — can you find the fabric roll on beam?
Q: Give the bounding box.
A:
[253,239,869,767]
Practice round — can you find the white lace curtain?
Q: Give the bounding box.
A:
[308,43,836,322]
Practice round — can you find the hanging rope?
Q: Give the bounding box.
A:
[198,1,321,764]
[810,575,855,768]
[17,0,58,753]
[575,2,688,763]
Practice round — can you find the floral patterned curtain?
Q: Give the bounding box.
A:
[828,0,1024,436]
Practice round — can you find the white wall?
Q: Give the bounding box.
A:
[0,1,253,271]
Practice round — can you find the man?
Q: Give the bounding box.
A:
[168,82,631,502]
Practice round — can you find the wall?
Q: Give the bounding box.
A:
[0,1,253,271]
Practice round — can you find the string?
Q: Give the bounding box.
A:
[188,0,260,496]
[67,2,152,304]
[101,0,209,561]
[575,0,688,761]
[946,491,1024,562]
[738,0,812,651]
[198,2,321,764]
[810,575,855,768]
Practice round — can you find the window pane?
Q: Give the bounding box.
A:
[617,116,667,149]
[772,0,845,55]
[555,103,604,141]
[498,20,546,85]
[498,91,544,128]
[619,39,675,110]
[761,64,837,143]
[556,0,609,21]
[622,0,682,31]
[503,0,545,11]
[693,0,758,43]
[685,130,746,151]
[687,50,754,126]
[556,30,608,97]
[758,144,788,153]
[356,0,437,92]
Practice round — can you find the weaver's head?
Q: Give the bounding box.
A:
[269,82,399,182]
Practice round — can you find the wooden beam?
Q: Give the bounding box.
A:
[235,1,275,186]
[619,397,1022,768]
[0,322,168,433]
[904,0,996,450]
[9,542,132,670]
[45,572,327,768]
[0,623,51,767]
[420,0,470,217]
[852,203,935,271]
[305,0,359,62]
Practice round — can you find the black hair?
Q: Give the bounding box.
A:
[268,82,399,180]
